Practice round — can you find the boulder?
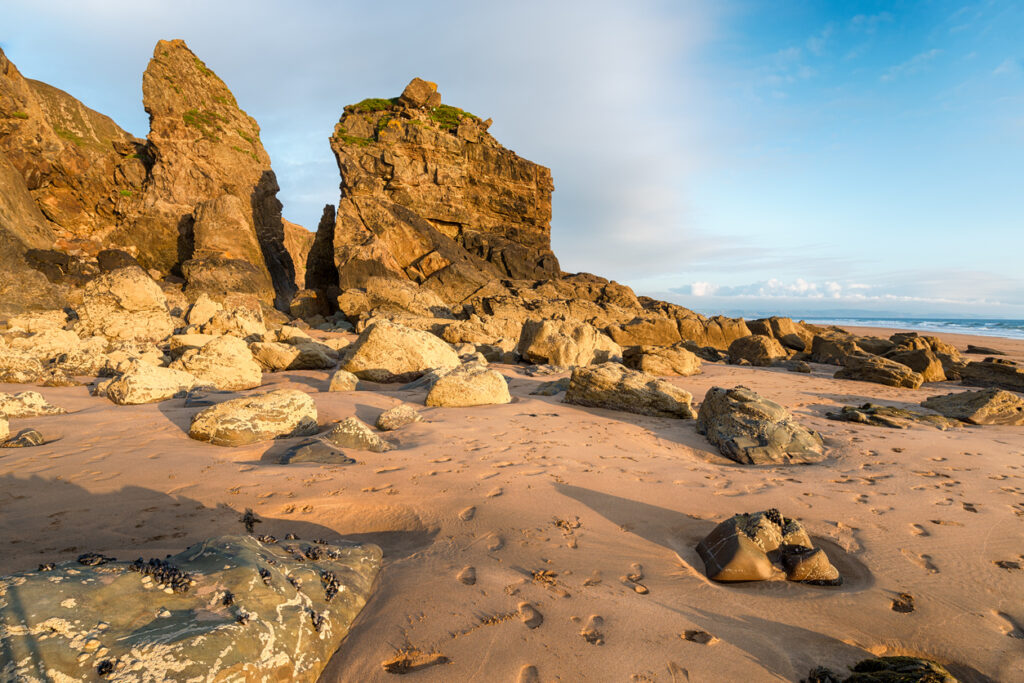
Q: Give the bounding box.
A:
[7,328,82,363]
[696,386,825,465]
[328,368,359,392]
[0,391,64,417]
[201,305,268,340]
[323,417,391,452]
[606,316,681,347]
[167,333,217,359]
[810,334,861,365]
[189,389,318,446]
[376,404,422,431]
[826,403,958,430]
[966,344,1004,355]
[0,535,380,682]
[517,319,619,368]
[0,347,46,383]
[73,266,174,343]
[696,510,839,585]
[2,428,45,448]
[623,344,702,377]
[530,377,571,396]
[0,416,7,441]
[104,361,197,405]
[186,293,223,326]
[960,357,1024,392]
[170,335,262,391]
[425,362,511,407]
[921,388,1024,426]
[342,320,459,383]
[834,355,924,389]
[280,439,355,465]
[886,348,946,383]
[399,77,442,108]
[728,335,788,367]
[563,362,695,419]
[249,341,334,371]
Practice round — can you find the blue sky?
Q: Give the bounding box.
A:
[3,1,1022,317]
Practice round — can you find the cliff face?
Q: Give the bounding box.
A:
[310,78,560,305]
[114,39,295,307]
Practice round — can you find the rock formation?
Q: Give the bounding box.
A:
[563,362,696,419]
[189,389,318,446]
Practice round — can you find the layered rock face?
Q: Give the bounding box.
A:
[310,78,559,305]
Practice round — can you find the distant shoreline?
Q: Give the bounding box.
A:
[801,317,1024,341]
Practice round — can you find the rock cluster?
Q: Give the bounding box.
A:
[0,535,381,682]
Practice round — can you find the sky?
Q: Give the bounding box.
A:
[3,0,1022,319]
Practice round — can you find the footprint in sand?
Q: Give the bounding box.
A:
[518,602,543,629]
[459,506,476,521]
[457,566,476,585]
[900,549,939,573]
[891,592,915,613]
[682,630,718,645]
[580,615,605,644]
[486,533,504,551]
[909,523,929,536]
[518,665,541,683]
[621,563,649,594]
[993,611,1024,639]
[666,661,690,682]
[486,488,503,498]
[583,570,602,586]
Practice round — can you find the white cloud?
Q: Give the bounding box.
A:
[993,58,1022,76]
[881,49,942,82]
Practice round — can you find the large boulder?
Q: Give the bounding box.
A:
[886,347,946,383]
[0,347,47,384]
[342,320,459,383]
[921,388,1024,426]
[810,334,861,365]
[727,335,788,367]
[0,391,64,417]
[606,316,681,347]
[0,535,380,682]
[623,344,702,377]
[425,362,511,407]
[189,389,318,446]
[104,361,197,405]
[834,355,924,389]
[249,341,334,371]
[170,335,262,391]
[696,386,826,465]
[563,362,695,419]
[696,509,840,585]
[517,319,619,368]
[960,358,1024,392]
[73,266,174,343]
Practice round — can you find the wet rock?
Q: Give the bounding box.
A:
[104,361,197,405]
[960,357,1024,392]
[73,266,174,343]
[0,391,64,417]
[2,428,45,447]
[827,403,959,430]
[696,386,825,465]
[328,368,359,392]
[921,388,1024,426]
[189,389,318,446]
[170,335,262,391]
[623,344,702,377]
[425,362,511,407]
[728,334,788,367]
[834,355,924,389]
[517,319,621,368]
[0,535,380,682]
[323,416,391,452]
[376,404,422,431]
[281,439,356,465]
[342,320,459,383]
[564,362,695,419]
[696,510,840,585]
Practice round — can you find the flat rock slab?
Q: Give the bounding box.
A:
[563,362,695,419]
[921,388,1024,426]
[696,386,825,465]
[0,535,381,682]
[960,358,1024,392]
[827,403,960,430]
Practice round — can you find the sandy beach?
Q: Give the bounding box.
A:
[2,326,1021,682]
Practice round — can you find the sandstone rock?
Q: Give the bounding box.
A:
[283,220,314,290]
[781,546,841,584]
[0,347,46,383]
[73,266,174,343]
[0,391,65,417]
[249,340,334,371]
[7,328,82,362]
[696,386,825,465]
[826,403,958,430]
[281,439,355,465]
[376,404,423,431]
[728,335,788,367]
[342,320,459,383]
[623,344,702,377]
[2,428,45,448]
[105,361,197,405]
[425,362,511,407]
[960,357,1024,392]
[784,360,812,374]
[834,355,924,389]
[323,417,391,452]
[201,303,268,340]
[886,347,946,383]
[189,389,318,446]
[399,77,442,108]
[966,344,1004,355]
[747,317,813,351]
[852,336,894,356]
[517,319,619,368]
[288,288,326,320]
[563,362,695,419]
[606,316,681,347]
[170,335,262,391]
[4,310,68,333]
[186,293,223,326]
[921,388,1024,426]
[337,276,452,322]
[810,334,861,365]
[167,333,216,359]
[0,535,380,682]
[328,368,359,392]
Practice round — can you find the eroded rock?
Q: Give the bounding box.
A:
[563,362,695,419]
[170,335,262,391]
[323,417,391,452]
[0,391,64,417]
[623,344,702,377]
[104,361,197,405]
[342,320,458,383]
[425,362,511,407]
[728,335,788,367]
[189,390,318,446]
[921,388,1024,426]
[376,404,422,431]
[834,355,924,389]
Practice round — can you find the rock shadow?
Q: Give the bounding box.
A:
[251,169,297,311]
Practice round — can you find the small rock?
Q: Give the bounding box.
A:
[891,592,915,613]
[323,417,391,453]
[2,429,45,448]
[328,369,359,392]
[376,405,422,431]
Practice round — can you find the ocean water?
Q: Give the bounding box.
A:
[802,318,1024,341]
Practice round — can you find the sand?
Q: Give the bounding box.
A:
[1,326,1022,682]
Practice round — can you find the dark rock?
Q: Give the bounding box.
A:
[966,344,1004,355]
[827,403,958,430]
[1,428,46,448]
[960,357,1024,392]
[921,388,1024,425]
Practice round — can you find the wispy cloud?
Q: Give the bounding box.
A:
[850,12,894,33]
[881,49,942,81]
[993,57,1022,76]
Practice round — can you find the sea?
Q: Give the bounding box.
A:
[801,318,1024,341]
